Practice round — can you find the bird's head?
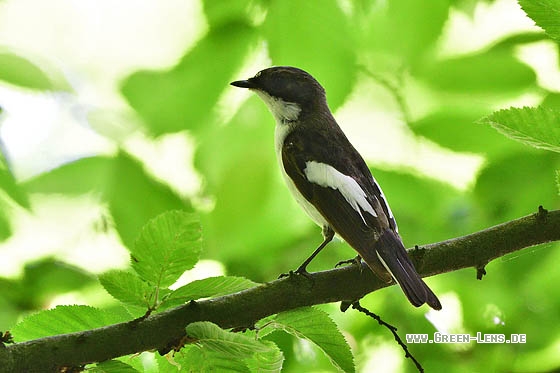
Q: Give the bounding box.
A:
[231,66,327,123]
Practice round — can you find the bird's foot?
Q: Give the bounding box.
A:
[278,270,294,279]
[278,265,313,280]
[335,255,362,268]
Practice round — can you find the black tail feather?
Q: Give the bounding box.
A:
[369,229,442,310]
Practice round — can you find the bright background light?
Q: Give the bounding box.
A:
[1,1,558,372]
[0,0,546,277]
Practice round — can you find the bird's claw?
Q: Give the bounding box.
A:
[335,255,362,268]
[278,270,295,279]
[278,266,313,280]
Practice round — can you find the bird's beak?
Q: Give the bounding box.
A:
[230,79,256,89]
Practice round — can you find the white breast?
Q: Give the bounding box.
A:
[274,123,329,228]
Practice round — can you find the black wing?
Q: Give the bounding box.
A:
[281,126,393,233]
[281,125,441,310]
[281,127,392,282]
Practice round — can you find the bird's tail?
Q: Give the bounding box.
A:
[362,229,441,310]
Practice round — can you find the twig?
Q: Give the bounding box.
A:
[352,302,423,373]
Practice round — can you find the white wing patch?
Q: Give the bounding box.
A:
[304,161,377,225]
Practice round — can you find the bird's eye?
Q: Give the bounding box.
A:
[254,71,262,78]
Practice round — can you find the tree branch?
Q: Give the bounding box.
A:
[2,207,559,372]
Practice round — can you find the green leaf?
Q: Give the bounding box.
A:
[414,50,536,93]
[0,199,12,241]
[122,23,257,135]
[107,152,193,248]
[163,276,257,308]
[23,153,192,249]
[542,92,560,109]
[0,52,53,90]
[23,156,114,195]
[479,106,560,152]
[91,360,140,373]
[245,340,284,373]
[177,345,250,372]
[98,270,155,309]
[0,149,29,208]
[0,259,96,318]
[202,0,254,27]
[411,108,527,157]
[362,0,450,64]
[186,321,271,357]
[556,170,560,195]
[183,321,277,372]
[519,0,560,41]
[490,31,548,51]
[19,258,95,307]
[270,307,355,373]
[262,0,356,109]
[474,152,560,223]
[132,211,201,287]
[170,276,257,299]
[11,305,128,342]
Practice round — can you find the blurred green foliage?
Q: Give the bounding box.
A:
[0,52,70,91]
[122,23,257,135]
[1,0,560,371]
[23,153,193,248]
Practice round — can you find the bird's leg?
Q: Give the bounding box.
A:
[294,226,335,275]
[278,226,335,279]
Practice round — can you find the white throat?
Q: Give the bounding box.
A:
[255,90,301,123]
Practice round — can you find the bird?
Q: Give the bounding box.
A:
[231,66,441,310]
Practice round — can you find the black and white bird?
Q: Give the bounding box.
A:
[231,66,441,310]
